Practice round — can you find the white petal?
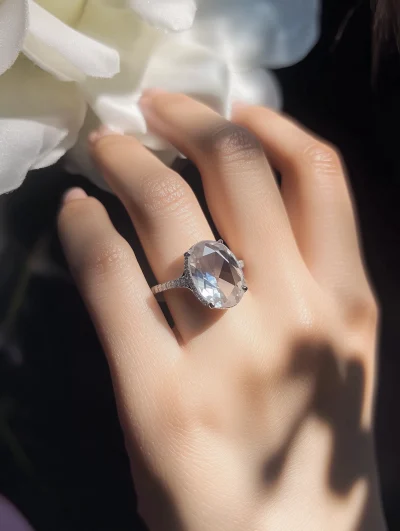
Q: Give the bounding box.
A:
[64,108,109,189]
[77,3,163,136]
[141,32,282,112]
[194,0,320,69]
[22,1,120,82]
[81,31,231,153]
[0,0,29,75]
[34,0,87,25]
[141,40,282,143]
[65,108,178,189]
[75,0,153,53]
[228,69,282,114]
[142,38,229,112]
[0,57,86,194]
[141,36,231,150]
[80,27,282,163]
[127,0,197,31]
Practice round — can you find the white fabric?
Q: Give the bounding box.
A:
[0,0,321,193]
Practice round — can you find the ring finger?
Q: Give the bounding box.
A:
[89,130,215,335]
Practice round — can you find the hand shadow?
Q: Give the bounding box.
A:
[262,340,385,531]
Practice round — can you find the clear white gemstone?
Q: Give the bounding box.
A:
[187,241,245,309]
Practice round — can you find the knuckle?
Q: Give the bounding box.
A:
[206,122,263,163]
[59,197,134,283]
[363,293,379,320]
[346,292,380,330]
[139,170,192,218]
[81,238,132,279]
[343,295,379,362]
[85,238,130,276]
[301,141,343,177]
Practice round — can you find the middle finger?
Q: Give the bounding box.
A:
[139,91,301,287]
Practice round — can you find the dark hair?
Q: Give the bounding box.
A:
[373,0,400,65]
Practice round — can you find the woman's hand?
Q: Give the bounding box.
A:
[58,92,386,531]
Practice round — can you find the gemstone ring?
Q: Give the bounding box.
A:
[151,240,247,310]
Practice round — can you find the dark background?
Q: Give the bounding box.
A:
[1,0,399,529]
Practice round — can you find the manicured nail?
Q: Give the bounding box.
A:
[62,187,88,204]
[140,88,168,108]
[88,125,122,146]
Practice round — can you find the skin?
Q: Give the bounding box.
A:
[58,92,387,531]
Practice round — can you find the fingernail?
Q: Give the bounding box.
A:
[88,125,122,146]
[62,188,88,204]
[140,88,168,108]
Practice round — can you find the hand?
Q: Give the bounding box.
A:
[58,92,386,531]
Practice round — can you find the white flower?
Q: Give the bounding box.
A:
[0,0,320,193]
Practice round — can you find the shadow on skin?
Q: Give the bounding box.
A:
[122,340,385,531]
[262,341,385,530]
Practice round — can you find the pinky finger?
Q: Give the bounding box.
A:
[58,189,179,425]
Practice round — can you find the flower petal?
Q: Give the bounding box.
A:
[75,1,157,54]
[64,108,108,189]
[22,0,120,82]
[0,57,86,194]
[34,0,87,25]
[79,24,283,170]
[76,2,163,136]
[228,68,282,113]
[142,38,229,111]
[0,0,29,75]
[127,0,197,31]
[80,29,231,152]
[65,108,178,189]
[63,0,318,187]
[194,0,320,69]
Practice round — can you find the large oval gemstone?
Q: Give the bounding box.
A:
[187,241,245,309]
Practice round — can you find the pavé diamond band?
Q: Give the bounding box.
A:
[151,240,247,310]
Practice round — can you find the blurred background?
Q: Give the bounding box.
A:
[1,0,400,529]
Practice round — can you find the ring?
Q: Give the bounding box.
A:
[151,240,247,310]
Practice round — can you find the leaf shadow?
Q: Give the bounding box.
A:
[262,340,386,530]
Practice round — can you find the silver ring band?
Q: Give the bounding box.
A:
[151,276,188,295]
